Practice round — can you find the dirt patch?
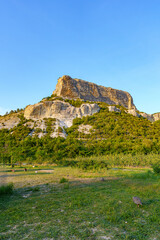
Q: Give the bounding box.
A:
[38,170,54,173]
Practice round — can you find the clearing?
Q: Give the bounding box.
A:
[0,165,160,240]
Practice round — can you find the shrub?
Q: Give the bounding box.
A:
[56,159,77,167]
[65,99,84,107]
[57,127,63,133]
[77,159,108,170]
[0,183,13,195]
[34,128,42,133]
[32,186,40,192]
[57,158,109,170]
[152,163,160,174]
[59,177,68,183]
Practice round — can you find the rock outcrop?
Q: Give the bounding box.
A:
[24,100,100,127]
[108,106,121,113]
[0,115,20,130]
[127,109,140,117]
[108,105,141,118]
[153,113,160,122]
[53,75,136,109]
[139,112,154,122]
[139,112,160,122]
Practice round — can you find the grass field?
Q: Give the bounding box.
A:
[0,165,160,240]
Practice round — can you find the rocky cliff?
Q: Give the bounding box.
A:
[24,100,100,128]
[139,112,160,122]
[53,75,136,109]
[0,114,20,130]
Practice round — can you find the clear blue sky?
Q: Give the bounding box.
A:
[0,0,160,115]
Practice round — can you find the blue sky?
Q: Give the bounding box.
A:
[0,0,160,115]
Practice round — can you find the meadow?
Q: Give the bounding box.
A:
[0,162,160,240]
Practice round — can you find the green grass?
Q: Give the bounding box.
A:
[0,183,13,195]
[64,153,160,168]
[0,166,160,239]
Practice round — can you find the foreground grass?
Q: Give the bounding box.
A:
[0,183,13,195]
[0,166,160,239]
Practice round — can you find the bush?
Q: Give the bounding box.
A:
[59,177,68,183]
[0,183,14,195]
[32,186,40,192]
[77,159,108,170]
[152,163,160,174]
[65,99,84,107]
[56,159,77,167]
[57,158,109,170]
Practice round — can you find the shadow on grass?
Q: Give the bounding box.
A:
[0,172,54,178]
[0,168,55,173]
[128,170,160,180]
[143,199,160,205]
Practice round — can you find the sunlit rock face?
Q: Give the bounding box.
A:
[127,109,140,117]
[0,115,20,130]
[24,100,100,127]
[139,112,160,122]
[53,75,136,109]
[108,106,121,113]
[139,112,154,122]
[153,112,160,121]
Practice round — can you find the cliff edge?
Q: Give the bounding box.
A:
[53,75,136,109]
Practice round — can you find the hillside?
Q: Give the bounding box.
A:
[1,101,160,165]
[1,75,160,164]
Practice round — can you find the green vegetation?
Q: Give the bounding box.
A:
[152,163,160,174]
[44,118,56,135]
[0,165,160,239]
[32,186,40,192]
[63,154,160,168]
[59,177,68,183]
[42,93,86,107]
[58,158,109,170]
[3,108,24,116]
[0,183,13,195]
[1,103,160,165]
[64,98,85,107]
[1,102,160,239]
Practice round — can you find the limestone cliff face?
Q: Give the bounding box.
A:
[139,112,154,122]
[153,113,160,122]
[139,112,160,122]
[24,100,100,127]
[53,75,136,109]
[0,114,20,130]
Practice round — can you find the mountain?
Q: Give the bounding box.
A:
[1,75,160,135]
[0,74,160,138]
[1,75,160,163]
